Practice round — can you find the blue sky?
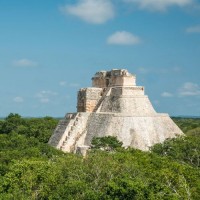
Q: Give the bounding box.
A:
[0,0,200,117]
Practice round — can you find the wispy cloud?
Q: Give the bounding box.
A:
[36,90,58,103]
[60,0,115,24]
[179,82,200,96]
[186,25,200,33]
[13,59,38,67]
[59,81,67,86]
[107,31,141,45]
[123,0,194,11]
[13,96,24,103]
[59,81,80,87]
[161,92,173,97]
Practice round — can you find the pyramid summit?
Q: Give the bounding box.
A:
[48,69,183,153]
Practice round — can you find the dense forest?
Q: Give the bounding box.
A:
[0,114,200,199]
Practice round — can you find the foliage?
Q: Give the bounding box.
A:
[152,118,200,168]
[1,149,200,199]
[0,114,200,199]
[91,136,123,151]
[172,117,200,135]
[0,113,58,143]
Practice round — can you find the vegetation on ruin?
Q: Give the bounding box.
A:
[0,114,200,199]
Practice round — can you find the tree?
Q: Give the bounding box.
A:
[0,113,24,134]
[91,136,123,151]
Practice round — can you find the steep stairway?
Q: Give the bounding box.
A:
[48,113,76,148]
[93,87,111,112]
[60,113,90,152]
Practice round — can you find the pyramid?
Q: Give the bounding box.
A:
[48,69,183,153]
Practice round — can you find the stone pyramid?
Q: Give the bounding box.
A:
[48,69,183,153]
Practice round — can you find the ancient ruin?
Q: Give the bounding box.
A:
[48,69,183,153]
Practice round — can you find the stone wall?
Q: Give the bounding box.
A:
[100,95,156,114]
[92,69,136,88]
[110,75,136,87]
[77,88,102,112]
[49,112,183,152]
[92,71,109,88]
[111,86,144,96]
[83,113,183,151]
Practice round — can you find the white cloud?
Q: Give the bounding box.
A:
[59,81,67,86]
[59,81,80,87]
[60,0,115,24]
[186,25,200,33]
[123,0,193,11]
[13,59,38,67]
[161,92,173,97]
[13,96,24,103]
[40,98,50,103]
[107,31,141,45]
[36,90,58,103]
[179,82,200,96]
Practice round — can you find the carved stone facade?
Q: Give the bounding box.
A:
[77,69,137,112]
[92,69,136,88]
[77,88,103,112]
[48,69,183,153]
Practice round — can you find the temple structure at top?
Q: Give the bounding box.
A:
[48,69,183,154]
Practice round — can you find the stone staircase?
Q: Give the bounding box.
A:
[71,129,88,153]
[93,87,111,112]
[60,113,90,153]
[48,113,76,148]
[56,119,69,134]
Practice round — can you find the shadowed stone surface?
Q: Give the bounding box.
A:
[48,69,183,152]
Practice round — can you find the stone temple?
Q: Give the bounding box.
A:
[48,69,183,153]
